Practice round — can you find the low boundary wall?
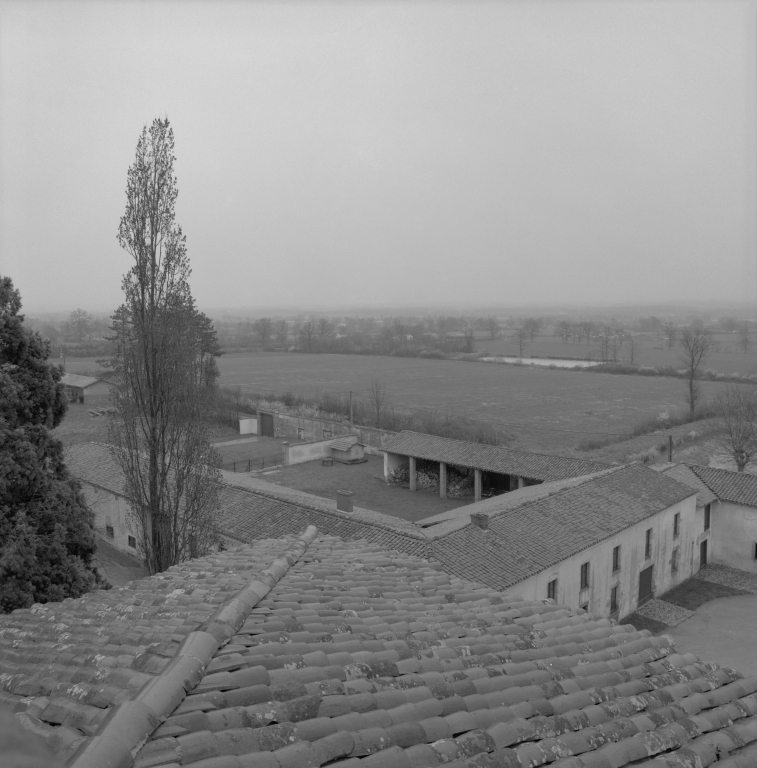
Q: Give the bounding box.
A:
[251,412,397,456]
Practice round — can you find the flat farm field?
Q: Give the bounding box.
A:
[217,352,735,454]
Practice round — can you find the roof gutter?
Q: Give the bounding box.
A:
[67,525,319,768]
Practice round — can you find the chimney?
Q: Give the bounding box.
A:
[470,512,489,530]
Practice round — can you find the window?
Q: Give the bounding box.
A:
[106,525,114,538]
[297,428,304,440]
[671,547,679,573]
[645,528,653,559]
[547,579,557,600]
[127,535,136,549]
[610,586,619,615]
[580,562,590,590]
[612,545,621,572]
[673,512,680,537]
[323,429,333,439]
[704,504,711,531]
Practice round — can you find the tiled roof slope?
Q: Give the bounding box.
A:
[65,444,430,559]
[0,533,313,765]
[656,465,718,508]
[383,432,611,482]
[5,531,757,768]
[433,464,696,590]
[115,536,757,768]
[416,469,621,534]
[687,465,757,508]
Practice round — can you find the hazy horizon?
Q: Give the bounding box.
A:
[2,1,756,313]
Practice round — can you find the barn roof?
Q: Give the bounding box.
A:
[3,528,757,768]
[383,431,611,482]
[686,465,757,509]
[61,373,105,389]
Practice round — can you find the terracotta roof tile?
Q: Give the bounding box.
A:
[383,432,611,482]
[430,464,696,589]
[5,528,754,768]
[657,464,718,507]
[687,465,757,508]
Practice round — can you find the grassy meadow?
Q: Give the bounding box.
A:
[53,339,754,458]
[213,351,737,454]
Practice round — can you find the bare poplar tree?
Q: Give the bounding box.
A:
[366,379,388,428]
[108,118,222,574]
[715,386,757,472]
[679,326,712,417]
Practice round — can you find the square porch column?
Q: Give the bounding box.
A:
[409,456,417,492]
[439,462,447,499]
[474,468,482,502]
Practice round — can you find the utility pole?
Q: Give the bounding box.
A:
[349,391,353,428]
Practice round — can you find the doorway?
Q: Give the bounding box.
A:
[638,565,654,606]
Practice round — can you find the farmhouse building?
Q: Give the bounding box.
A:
[69,444,706,620]
[419,463,699,618]
[60,373,110,404]
[3,527,757,768]
[383,430,610,501]
[686,464,757,575]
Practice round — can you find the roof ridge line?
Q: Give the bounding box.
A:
[67,525,319,768]
[396,430,612,465]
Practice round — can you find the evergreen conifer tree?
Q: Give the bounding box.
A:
[0,277,100,612]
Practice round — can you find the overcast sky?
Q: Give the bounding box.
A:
[1,1,755,314]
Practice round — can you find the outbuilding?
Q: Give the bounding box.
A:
[61,373,110,405]
[330,436,366,464]
[383,430,610,501]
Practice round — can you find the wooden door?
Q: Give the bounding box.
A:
[260,412,274,437]
[700,540,708,569]
[638,565,654,606]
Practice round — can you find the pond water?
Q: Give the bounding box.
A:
[480,356,601,368]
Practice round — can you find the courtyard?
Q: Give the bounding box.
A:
[252,453,472,523]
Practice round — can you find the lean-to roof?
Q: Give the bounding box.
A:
[383,431,611,482]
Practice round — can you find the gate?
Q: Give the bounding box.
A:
[259,412,274,437]
[638,565,654,606]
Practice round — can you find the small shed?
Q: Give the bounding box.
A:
[61,374,110,405]
[330,437,366,464]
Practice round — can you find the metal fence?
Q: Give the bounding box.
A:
[225,454,285,473]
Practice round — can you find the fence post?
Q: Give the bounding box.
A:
[233,461,236,473]
[248,458,251,472]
